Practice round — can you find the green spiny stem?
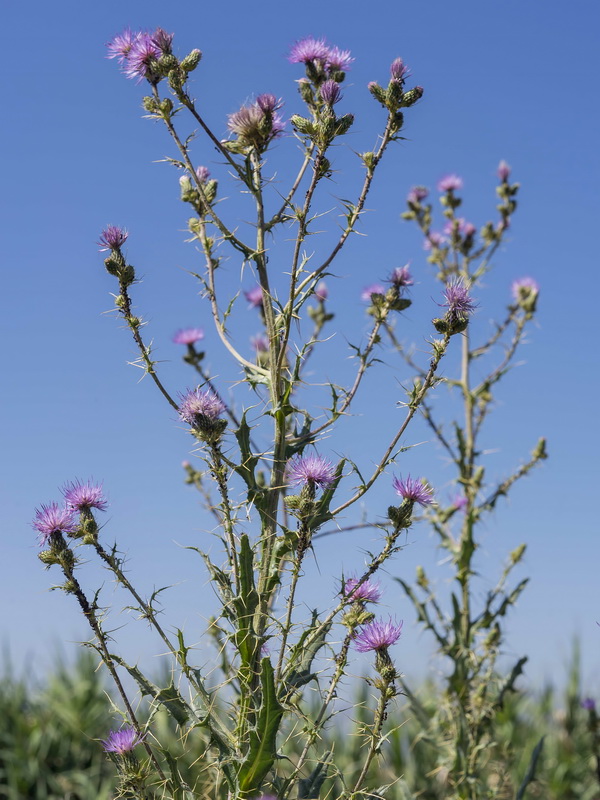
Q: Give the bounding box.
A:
[351,669,397,794]
[118,281,179,412]
[209,444,240,594]
[55,536,166,782]
[266,142,316,229]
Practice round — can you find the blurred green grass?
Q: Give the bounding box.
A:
[0,649,597,799]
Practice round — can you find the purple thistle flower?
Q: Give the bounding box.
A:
[106,29,140,63]
[407,185,428,204]
[354,618,403,652]
[343,577,382,603]
[251,333,269,352]
[389,266,413,288]
[581,697,596,711]
[288,37,330,64]
[256,93,281,113]
[442,278,478,318]
[437,174,463,193]
[245,286,264,308]
[443,218,476,238]
[361,283,385,302]
[32,502,79,546]
[173,328,204,345]
[101,726,145,754]
[452,493,468,511]
[179,388,225,425]
[196,166,210,183]
[390,57,410,82]
[62,480,108,513]
[151,27,174,54]
[326,46,354,72]
[511,277,539,302]
[123,33,162,81]
[423,232,446,251]
[315,281,328,301]
[97,225,128,252]
[320,79,342,105]
[497,159,511,181]
[393,475,434,506]
[287,454,336,489]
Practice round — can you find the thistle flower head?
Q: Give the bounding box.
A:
[101,726,145,754]
[151,27,174,54]
[245,286,264,308]
[256,93,281,113]
[343,577,382,603]
[288,37,330,64]
[442,278,477,317]
[315,281,328,301]
[178,387,225,425]
[390,57,409,82]
[437,174,463,193]
[444,218,475,237]
[287,454,336,489]
[62,480,108,513]
[407,185,428,204]
[228,100,284,148]
[389,266,413,288]
[97,225,128,251]
[251,334,269,352]
[424,232,446,250]
[196,166,210,183]
[123,33,162,81]
[354,618,403,652]
[326,46,354,72]
[497,159,511,181]
[361,283,385,302]
[106,29,140,63]
[392,475,434,506]
[452,493,468,511]
[581,698,596,711]
[511,277,539,302]
[320,79,342,105]
[32,502,79,545]
[173,328,204,345]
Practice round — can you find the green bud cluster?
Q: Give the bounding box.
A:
[191,416,228,445]
[432,314,469,336]
[104,251,136,289]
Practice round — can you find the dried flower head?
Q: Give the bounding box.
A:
[392,475,434,506]
[343,577,382,603]
[173,328,204,345]
[62,480,108,512]
[287,454,336,489]
[32,502,79,545]
[97,225,128,251]
[101,726,145,754]
[354,618,403,652]
[437,174,463,193]
[178,388,225,425]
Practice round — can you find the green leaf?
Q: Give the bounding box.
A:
[284,610,332,692]
[515,736,544,800]
[298,751,332,799]
[109,655,189,726]
[238,658,284,796]
[234,415,267,510]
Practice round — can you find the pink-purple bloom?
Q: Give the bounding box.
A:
[511,277,539,302]
[361,283,385,302]
[326,46,354,72]
[151,27,174,54]
[320,80,342,105]
[251,334,269,352]
[179,388,225,425]
[32,502,79,546]
[62,480,108,513]
[393,475,434,506]
[343,577,382,603]
[407,185,428,204]
[286,454,336,489]
[97,225,128,251]
[354,618,403,652]
[423,232,447,251]
[390,57,410,82]
[497,160,511,181]
[443,218,475,237]
[196,166,210,183]
[581,698,596,711]
[389,266,413,288]
[173,328,204,345]
[289,37,330,64]
[101,726,145,754]
[452,493,468,511]
[437,174,463,193]
[256,93,281,113]
[245,286,264,308]
[123,33,162,81]
[442,278,478,318]
[228,99,285,146]
[315,281,328,301]
[106,28,139,63]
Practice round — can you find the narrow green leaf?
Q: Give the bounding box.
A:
[515,736,544,800]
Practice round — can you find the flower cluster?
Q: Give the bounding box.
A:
[107,27,175,83]
[289,37,354,73]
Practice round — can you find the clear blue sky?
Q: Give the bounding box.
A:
[2,0,599,692]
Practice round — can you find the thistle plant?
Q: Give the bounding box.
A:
[31,27,545,800]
